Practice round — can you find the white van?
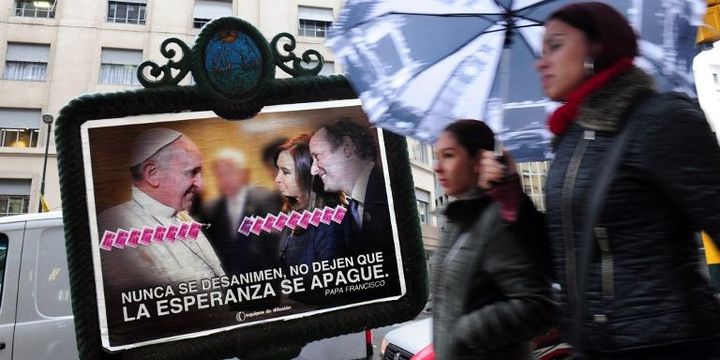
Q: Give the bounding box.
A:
[0,212,78,359]
[0,212,391,360]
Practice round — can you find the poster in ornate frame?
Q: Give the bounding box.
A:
[56,17,427,360]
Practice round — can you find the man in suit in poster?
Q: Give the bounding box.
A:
[309,119,399,292]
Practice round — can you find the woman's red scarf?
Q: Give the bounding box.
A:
[548,58,634,136]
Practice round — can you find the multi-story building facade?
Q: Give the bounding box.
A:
[407,137,440,255]
[0,0,442,249]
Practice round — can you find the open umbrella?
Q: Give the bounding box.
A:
[327,0,706,161]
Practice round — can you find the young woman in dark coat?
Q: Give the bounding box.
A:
[431,120,553,360]
[485,2,720,358]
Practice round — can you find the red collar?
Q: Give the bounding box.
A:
[548,58,634,136]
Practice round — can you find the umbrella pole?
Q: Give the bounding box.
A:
[499,46,510,112]
[495,46,511,154]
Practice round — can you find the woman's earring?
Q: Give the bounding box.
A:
[584,58,595,76]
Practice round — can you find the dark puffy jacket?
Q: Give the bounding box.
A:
[432,190,552,359]
[545,68,720,354]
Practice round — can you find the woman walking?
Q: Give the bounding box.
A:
[533,2,720,358]
[431,119,552,360]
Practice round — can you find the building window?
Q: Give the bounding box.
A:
[0,108,41,148]
[99,48,142,85]
[4,43,50,81]
[518,161,548,211]
[415,189,430,225]
[107,0,146,25]
[1,128,39,148]
[14,0,56,18]
[408,137,430,165]
[435,194,448,208]
[298,6,333,38]
[193,0,231,29]
[193,18,210,29]
[0,179,31,217]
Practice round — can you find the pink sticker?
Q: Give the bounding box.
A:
[138,227,153,246]
[126,228,141,248]
[320,206,334,225]
[287,211,301,230]
[298,210,312,229]
[165,224,179,243]
[113,229,129,249]
[309,208,323,227]
[263,214,277,233]
[238,216,254,236]
[176,222,190,240]
[273,212,289,231]
[332,205,347,224]
[153,225,167,243]
[187,222,202,240]
[100,230,116,251]
[250,217,264,235]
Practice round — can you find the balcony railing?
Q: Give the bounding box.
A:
[193,18,210,29]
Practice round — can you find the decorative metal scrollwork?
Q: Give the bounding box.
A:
[137,38,192,88]
[270,33,324,77]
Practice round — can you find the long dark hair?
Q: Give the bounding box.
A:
[275,134,313,212]
[443,119,495,158]
[547,2,638,72]
[275,134,342,216]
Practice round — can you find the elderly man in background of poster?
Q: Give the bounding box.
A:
[309,119,396,263]
[196,148,282,275]
[97,128,226,344]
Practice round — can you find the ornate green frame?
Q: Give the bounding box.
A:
[56,17,427,359]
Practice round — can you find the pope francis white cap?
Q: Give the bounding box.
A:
[130,128,183,167]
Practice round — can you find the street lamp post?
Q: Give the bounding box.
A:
[38,113,54,212]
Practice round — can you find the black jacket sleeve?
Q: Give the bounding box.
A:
[454,207,554,351]
[643,95,720,243]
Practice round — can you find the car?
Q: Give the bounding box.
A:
[380,317,432,360]
[0,211,78,360]
[380,317,572,360]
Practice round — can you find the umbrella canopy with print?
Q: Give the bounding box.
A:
[327,0,706,161]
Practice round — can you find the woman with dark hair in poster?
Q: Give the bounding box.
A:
[274,134,347,304]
